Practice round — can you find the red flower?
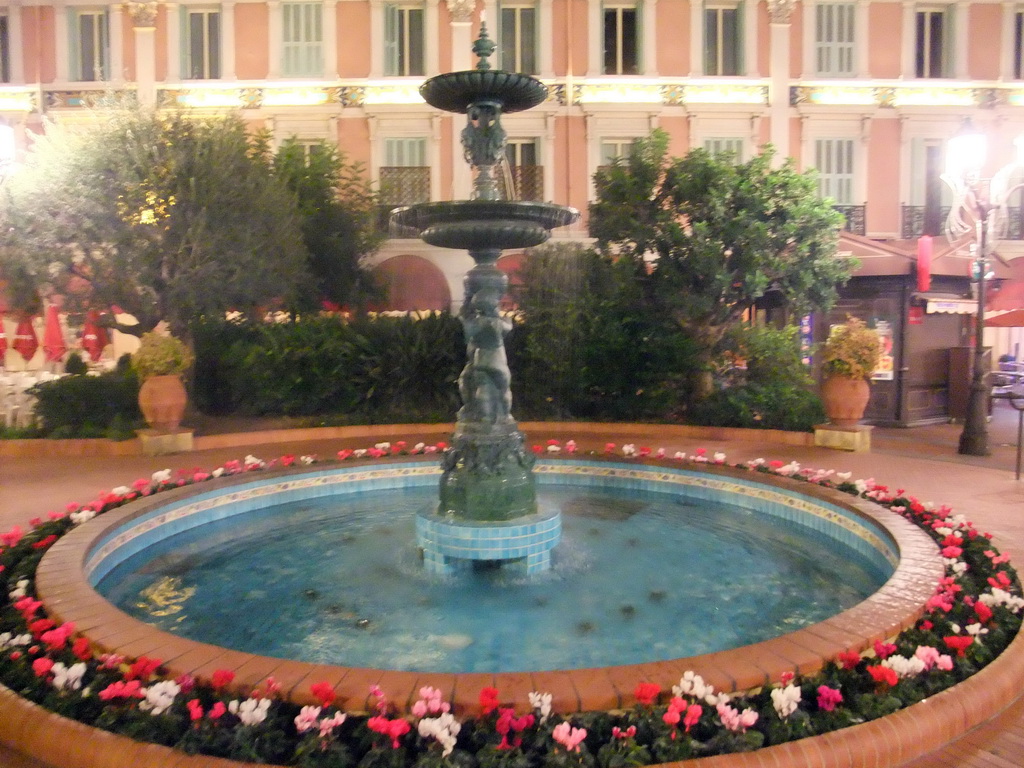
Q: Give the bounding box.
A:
[32,657,54,678]
[211,669,235,691]
[187,699,204,721]
[919,619,934,631]
[124,656,162,682]
[837,650,861,670]
[975,601,993,624]
[28,618,56,636]
[780,671,795,685]
[73,637,92,661]
[633,682,660,705]
[337,449,354,460]
[531,445,543,454]
[31,534,58,550]
[209,701,227,719]
[816,685,843,712]
[873,640,897,660]
[310,681,336,708]
[866,665,898,687]
[944,635,974,657]
[683,704,702,732]
[479,686,501,715]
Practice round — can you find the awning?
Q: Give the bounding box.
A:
[926,299,977,314]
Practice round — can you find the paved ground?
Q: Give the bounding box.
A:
[2,403,1024,767]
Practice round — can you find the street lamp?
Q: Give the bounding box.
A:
[943,122,1024,456]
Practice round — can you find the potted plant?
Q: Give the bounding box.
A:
[132,331,194,432]
[819,317,882,427]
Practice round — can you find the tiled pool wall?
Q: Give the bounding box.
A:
[85,459,898,587]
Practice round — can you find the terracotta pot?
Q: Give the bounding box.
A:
[138,375,187,432]
[820,376,871,427]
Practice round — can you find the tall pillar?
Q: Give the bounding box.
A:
[767,0,795,166]
[125,1,159,105]
[448,0,476,200]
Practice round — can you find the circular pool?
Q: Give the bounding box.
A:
[37,456,942,712]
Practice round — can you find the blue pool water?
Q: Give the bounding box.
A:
[96,484,889,673]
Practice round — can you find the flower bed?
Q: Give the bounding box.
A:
[0,440,1021,768]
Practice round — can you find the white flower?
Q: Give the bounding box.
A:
[713,452,726,463]
[546,444,561,453]
[229,697,272,726]
[778,462,800,476]
[353,449,367,458]
[673,671,712,701]
[211,468,225,478]
[244,455,265,469]
[140,680,180,715]
[110,486,132,496]
[414,443,426,452]
[0,632,31,649]
[318,711,346,738]
[882,655,926,678]
[966,623,989,642]
[70,509,96,525]
[9,578,29,600]
[980,588,1024,614]
[747,458,766,468]
[151,469,172,484]
[418,712,461,757]
[674,452,687,460]
[528,691,552,722]
[51,662,87,691]
[951,562,969,575]
[300,455,316,465]
[770,684,801,718]
[835,472,852,481]
[854,479,869,493]
[622,444,636,457]
[375,442,391,451]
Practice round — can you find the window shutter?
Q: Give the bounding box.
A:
[635,0,643,75]
[180,5,189,79]
[384,4,398,76]
[736,1,744,75]
[943,4,954,78]
[68,8,80,80]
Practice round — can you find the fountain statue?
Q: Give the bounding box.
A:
[392,22,579,573]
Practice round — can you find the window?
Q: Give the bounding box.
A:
[384,4,424,76]
[282,2,322,77]
[915,7,951,78]
[504,139,542,200]
[0,13,9,83]
[70,9,109,81]
[703,137,745,162]
[183,7,220,80]
[904,137,951,237]
[381,138,429,203]
[705,3,741,76]
[603,3,639,75]
[815,3,854,76]
[600,138,638,166]
[500,3,536,74]
[814,139,854,204]
[1015,10,1024,79]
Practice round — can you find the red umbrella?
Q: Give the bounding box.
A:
[12,317,38,361]
[0,312,7,359]
[81,309,109,361]
[42,304,67,363]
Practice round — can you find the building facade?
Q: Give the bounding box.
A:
[1,0,1023,421]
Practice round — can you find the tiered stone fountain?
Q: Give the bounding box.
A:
[392,25,579,575]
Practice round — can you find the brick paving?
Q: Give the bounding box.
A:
[2,402,1024,767]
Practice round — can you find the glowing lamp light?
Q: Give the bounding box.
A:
[945,122,986,182]
[262,89,329,107]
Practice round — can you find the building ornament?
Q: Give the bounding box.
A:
[446,0,476,23]
[123,1,159,28]
[766,0,796,24]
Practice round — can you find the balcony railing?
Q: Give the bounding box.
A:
[378,166,431,233]
[901,205,952,240]
[500,164,544,202]
[834,204,866,236]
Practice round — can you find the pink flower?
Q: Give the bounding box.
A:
[816,685,843,712]
[873,640,897,660]
[633,682,660,706]
[310,681,336,708]
[211,669,235,691]
[612,725,636,740]
[98,680,145,700]
[187,699,204,721]
[209,701,227,719]
[32,657,54,678]
[683,704,702,732]
[552,722,587,752]
[2,525,25,547]
[716,702,757,732]
[604,443,616,454]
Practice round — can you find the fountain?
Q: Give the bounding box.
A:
[392,25,579,575]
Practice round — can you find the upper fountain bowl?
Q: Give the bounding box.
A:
[420,70,549,114]
[391,200,580,250]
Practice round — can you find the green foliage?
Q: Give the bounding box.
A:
[509,243,697,420]
[0,103,311,339]
[132,332,195,379]
[274,138,385,312]
[64,352,89,375]
[822,316,882,379]
[28,369,142,438]
[191,314,463,421]
[589,131,854,404]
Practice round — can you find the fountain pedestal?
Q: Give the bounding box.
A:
[393,23,578,574]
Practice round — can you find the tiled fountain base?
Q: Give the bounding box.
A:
[416,506,561,575]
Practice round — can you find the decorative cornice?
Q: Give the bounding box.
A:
[445,0,476,23]
[123,1,159,28]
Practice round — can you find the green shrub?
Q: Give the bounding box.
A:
[687,382,825,432]
[64,352,89,375]
[29,370,143,438]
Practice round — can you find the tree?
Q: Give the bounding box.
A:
[273,138,385,312]
[0,105,312,340]
[589,130,854,404]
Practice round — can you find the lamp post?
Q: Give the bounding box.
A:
[943,123,1024,456]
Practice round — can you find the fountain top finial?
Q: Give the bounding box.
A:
[472,22,496,70]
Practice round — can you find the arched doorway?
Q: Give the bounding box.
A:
[371,255,452,312]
